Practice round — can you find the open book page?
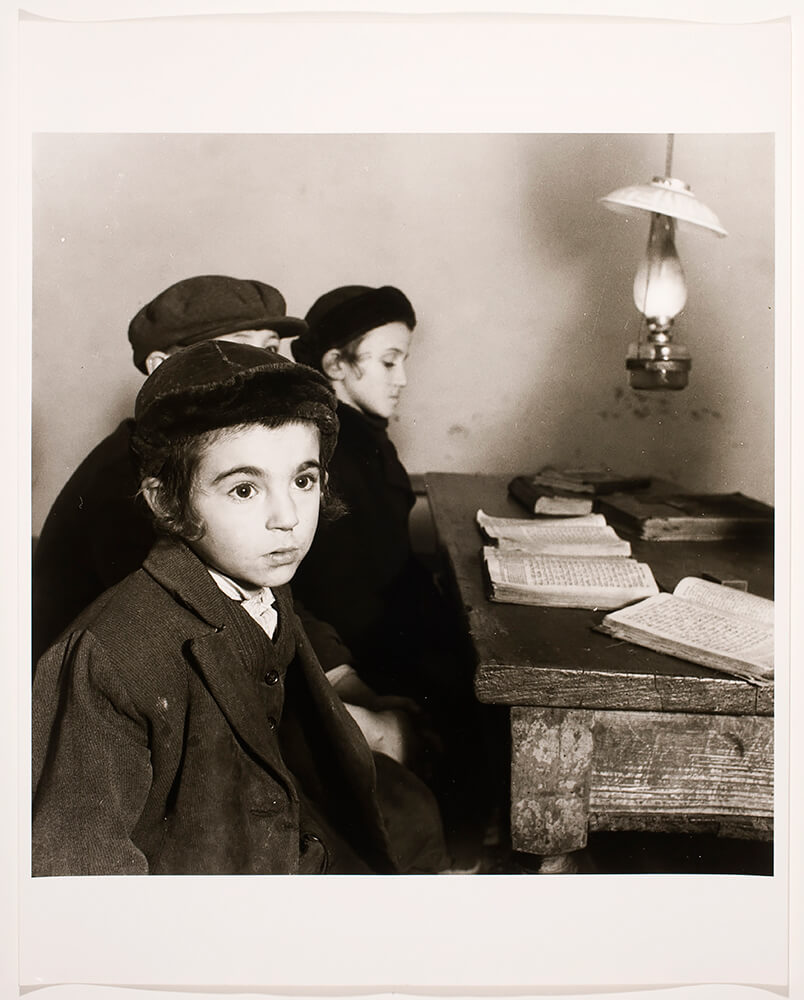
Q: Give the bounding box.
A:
[673,576,774,627]
[477,509,606,532]
[483,548,658,609]
[493,537,631,556]
[476,509,630,555]
[599,592,774,684]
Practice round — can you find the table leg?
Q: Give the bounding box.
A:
[535,852,580,874]
[509,706,594,857]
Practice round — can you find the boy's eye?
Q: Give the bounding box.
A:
[230,483,257,500]
[382,355,405,370]
[294,473,319,491]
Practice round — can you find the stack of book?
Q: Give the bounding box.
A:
[477,509,659,610]
[508,466,652,517]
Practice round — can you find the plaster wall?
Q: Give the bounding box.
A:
[31,131,775,534]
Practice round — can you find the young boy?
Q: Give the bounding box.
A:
[32,274,419,765]
[290,285,468,704]
[290,286,502,865]
[32,341,448,875]
[32,275,306,664]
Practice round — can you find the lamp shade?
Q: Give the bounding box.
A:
[600,176,728,237]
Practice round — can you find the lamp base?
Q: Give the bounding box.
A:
[626,356,691,391]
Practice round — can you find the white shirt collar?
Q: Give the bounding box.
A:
[207,567,277,639]
[206,567,265,601]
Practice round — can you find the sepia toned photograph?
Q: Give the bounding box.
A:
[9,7,796,997]
[30,129,776,880]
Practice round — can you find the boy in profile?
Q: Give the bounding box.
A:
[32,341,447,875]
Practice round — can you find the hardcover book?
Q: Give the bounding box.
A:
[516,467,652,496]
[596,492,774,541]
[508,476,594,516]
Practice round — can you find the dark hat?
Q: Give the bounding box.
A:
[291,285,415,370]
[132,340,338,478]
[128,275,307,373]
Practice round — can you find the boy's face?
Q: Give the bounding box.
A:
[145,330,282,376]
[187,421,322,590]
[214,329,282,352]
[338,322,411,419]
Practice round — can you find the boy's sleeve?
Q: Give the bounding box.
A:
[32,632,154,875]
[292,599,355,672]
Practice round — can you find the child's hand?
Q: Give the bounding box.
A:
[327,664,421,715]
[342,704,415,765]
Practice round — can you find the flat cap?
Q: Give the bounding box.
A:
[128,275,307,373]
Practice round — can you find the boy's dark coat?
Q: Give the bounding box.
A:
[31,419,352,671]
[292,403,418,654]
[292,402,462,702]
[32,538,418,876]
[32,419,151,663]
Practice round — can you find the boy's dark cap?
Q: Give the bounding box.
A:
[291,285,415,369]
[128,275,307,373]
[132,340,338,477]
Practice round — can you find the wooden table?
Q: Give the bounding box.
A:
[425,473,774,871]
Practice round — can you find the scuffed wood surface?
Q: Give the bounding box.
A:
[510,706,773,855]
[426,472,775,717]
[586,814,773,840]
[510,708,593,856]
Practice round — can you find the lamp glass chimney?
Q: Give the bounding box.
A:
[633,214,687,329]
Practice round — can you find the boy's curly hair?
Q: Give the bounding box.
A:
[141,418,345,542]
[130,342,347,542]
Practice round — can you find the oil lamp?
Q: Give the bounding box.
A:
[600,136,727,390]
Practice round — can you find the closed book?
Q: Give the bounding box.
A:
[508,476,594,516]
[523,467,653,496]
[597,492,774,542]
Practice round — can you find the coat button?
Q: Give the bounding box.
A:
[264,669,280,686]
[266,716,277,731]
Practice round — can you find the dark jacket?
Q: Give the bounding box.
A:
[32,420,352,671]
[32,420,151,662]
[32,538,445,876]
[292,403,464,702]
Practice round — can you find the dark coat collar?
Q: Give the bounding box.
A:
[141,535,293,631]
[336,401,389,438]
[141,535,298,795]
[334,402,411,496]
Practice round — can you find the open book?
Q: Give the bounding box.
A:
[477,509,632,557]
[483,547,659,609]
[595,576,774,685]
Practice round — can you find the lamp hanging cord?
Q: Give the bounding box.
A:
[637,134,674,351]
[665,133,675,178]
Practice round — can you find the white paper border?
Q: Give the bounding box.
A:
[4,4,800,998]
